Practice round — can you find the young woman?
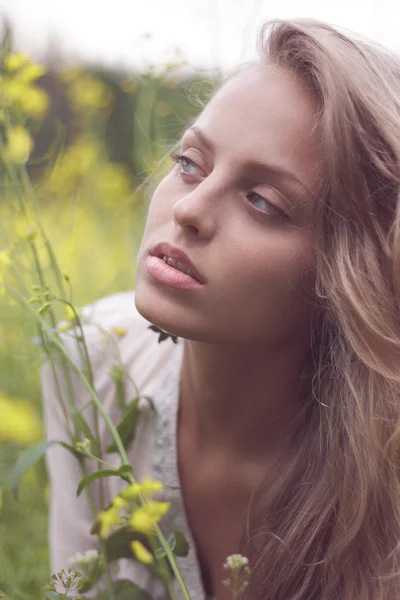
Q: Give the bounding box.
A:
[42,17,400,600]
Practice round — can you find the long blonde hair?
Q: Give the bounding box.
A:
[233,19,400,600]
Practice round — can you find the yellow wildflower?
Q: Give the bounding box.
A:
[120,477,164,501]
[0,390,42,444]
[3,79,26,104]
[131,540,153,565]
[65,304,78,323]
[129,508,154,534]
[57,322,72,333]
[111,496,128,511]
[69,75,113,109]
[129,501,171,534]
[56,305,79,332]
[4,53,29,71]
[97,505,121,538]
[19,86,49,117]
[5,126,33,164]
[16,62,46,83]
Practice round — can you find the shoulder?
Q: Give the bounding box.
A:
[41,289,181,406]
[78,290,180,397]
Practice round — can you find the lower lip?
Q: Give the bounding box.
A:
[146,255,204,290]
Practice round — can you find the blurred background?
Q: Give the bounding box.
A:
[0,0,399,597]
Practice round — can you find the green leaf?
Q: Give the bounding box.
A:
[172,530,189,557]
[117,463,133,482]
[11,439,60,499]
[154,530,189,559]
[103,526,150,562]
[106,397,140,453]
[94,580,152,600]
[76,469,123,497]
[58,441,85,461]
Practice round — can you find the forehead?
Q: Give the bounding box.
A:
[192,64,322,199]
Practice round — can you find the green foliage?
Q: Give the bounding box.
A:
[105,397,140,453]
[11,439,60,498]
[76,465,133,497]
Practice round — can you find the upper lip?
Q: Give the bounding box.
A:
[150,242,206,283]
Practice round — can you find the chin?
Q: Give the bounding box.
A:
[134,284,211,343]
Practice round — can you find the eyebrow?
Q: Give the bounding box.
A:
[182,125,313,202]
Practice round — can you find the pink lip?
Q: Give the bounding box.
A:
[146,256,204,290]
[149,242,206,284]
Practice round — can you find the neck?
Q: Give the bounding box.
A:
[179,338,312,463]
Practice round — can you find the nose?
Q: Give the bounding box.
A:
[172,180,220,240]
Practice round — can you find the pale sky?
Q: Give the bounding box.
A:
[0,0,399,74]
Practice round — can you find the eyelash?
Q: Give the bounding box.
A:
[169,151,288,221]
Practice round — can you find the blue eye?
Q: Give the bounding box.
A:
[170,152,199,175]
[248,192,287,220]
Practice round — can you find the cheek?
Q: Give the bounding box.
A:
[218,231,315,319]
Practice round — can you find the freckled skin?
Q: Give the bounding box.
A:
[135,64,321,348]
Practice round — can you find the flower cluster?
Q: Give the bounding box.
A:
[222,554,251,599]
[96,477,171,566]
[1,53,50,164]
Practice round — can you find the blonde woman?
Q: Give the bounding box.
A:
[42,18,400,600]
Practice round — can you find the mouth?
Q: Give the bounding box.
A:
[158,254,200,282]
[150,242,205,284]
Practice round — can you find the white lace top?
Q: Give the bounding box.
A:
[41,290,206,600]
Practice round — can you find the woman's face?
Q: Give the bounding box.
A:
[135,63,322,346]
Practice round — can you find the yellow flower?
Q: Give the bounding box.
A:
[19,86,49,117]
[0,391,42,444]
[3,79,26,104]
[97,505,121,538]
[57,322,72,333]
[111,496,128,510]
[120,477,164,501]
[69,75,113,109]
[131,540,154,565]
[5,126,33,164]
[129,508,154,534]
[4,53,29,71]
[129,501,171,534]
[16,63,46,83]
[65,304,78,323]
